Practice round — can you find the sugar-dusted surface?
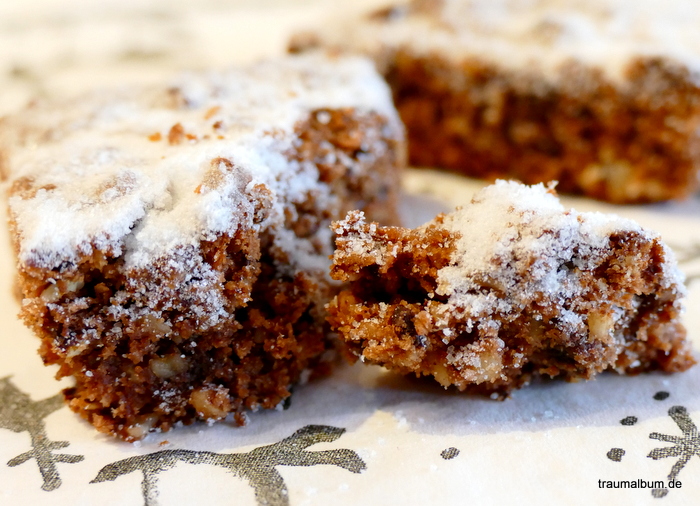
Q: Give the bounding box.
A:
[435,181,682,332]
[5,52,401,271]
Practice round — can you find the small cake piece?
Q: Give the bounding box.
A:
[292,0,700,203]
[3,53,404,440]
[328,181,694,395]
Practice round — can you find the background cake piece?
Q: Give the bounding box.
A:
[2,52,405,440]
[292,0,700,203]
[328,180,695,395]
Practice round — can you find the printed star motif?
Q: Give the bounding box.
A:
[648,406,700,485]
[0,376,84,491]
[92,424,366,506]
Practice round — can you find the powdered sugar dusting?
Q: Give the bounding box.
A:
[433,180,681,330]
[5,52,400,273]
[314,0,700,84]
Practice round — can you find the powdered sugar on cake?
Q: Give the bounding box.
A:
[5,53,401,273]
[434,180,683,331]
[314,0,700,84]
[329,180,692,392]
[335,180,685,336]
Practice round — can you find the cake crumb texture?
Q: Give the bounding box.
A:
[328,181,694,395]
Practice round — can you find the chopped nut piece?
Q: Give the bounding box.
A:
[167,123,185,145]
[190,386,231,420]
[149,354,188,379]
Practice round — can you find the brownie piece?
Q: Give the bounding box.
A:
[291,0,700,203]
[328,181,694,395]
[3,53,404,440]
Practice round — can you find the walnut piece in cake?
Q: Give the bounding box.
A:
[3,53,404,440]
[292,0,700,203]
[328,181,694,395]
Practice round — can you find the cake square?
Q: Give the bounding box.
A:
[292,0,700,203]
[328,181,694,394]
[2,53,405,440]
